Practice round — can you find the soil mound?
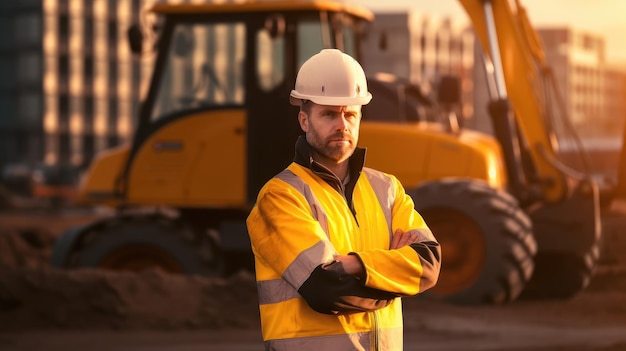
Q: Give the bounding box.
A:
[0,225,259,331]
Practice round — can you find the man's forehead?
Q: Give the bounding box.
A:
[315,104,362,112]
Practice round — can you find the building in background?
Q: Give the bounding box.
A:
[362,12,626,143]
[0,0,143,187]
[539,27,626,141]
[538,27,625,178]
[0,0,249,191]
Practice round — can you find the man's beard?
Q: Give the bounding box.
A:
[307,131,356,163]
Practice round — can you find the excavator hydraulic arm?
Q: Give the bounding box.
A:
[459,0,568,202]
[459,0,602,300]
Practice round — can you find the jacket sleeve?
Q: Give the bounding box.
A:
[354,176,442,296]
[247,180,334,284]
[248,179,401,315]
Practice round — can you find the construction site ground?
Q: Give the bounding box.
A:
[1,205,626,351]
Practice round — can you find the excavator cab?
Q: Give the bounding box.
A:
[79,2,371,209]
[53,1,377,276]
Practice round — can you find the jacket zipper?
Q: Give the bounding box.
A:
[371,310,380,351]
[311,160,360,226]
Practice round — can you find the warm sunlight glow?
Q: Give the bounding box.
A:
[43,71,57,93]
[94,0,106,18]
[43,0,56,12]
[43,111,57,133]
[70,114,83,134]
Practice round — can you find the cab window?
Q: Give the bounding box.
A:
[151,22,246,121]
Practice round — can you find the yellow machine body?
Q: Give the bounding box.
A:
[80,110,247,209]
[360,122,507,190]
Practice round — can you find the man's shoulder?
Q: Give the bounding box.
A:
[362,167,403,190]
[259,164,310,193]
[362,167,392,180]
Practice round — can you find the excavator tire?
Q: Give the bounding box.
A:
[520,179,602,300]
[65,214,222,276]
[520,243,600,300]
[409,179,536,305]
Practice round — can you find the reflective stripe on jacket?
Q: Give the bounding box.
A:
[246,139,441,351]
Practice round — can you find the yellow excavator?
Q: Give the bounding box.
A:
[52,0,618,305]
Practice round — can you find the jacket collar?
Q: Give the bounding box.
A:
[293,135,366,197]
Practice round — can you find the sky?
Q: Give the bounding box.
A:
[354,0,626,65]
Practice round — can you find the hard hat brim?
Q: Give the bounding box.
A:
[290,91,372,106]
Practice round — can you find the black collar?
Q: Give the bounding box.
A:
[293,136,366,203]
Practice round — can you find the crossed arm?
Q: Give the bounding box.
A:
[298,228,441,315]
[334,229,425,277]
[249,179,442,315]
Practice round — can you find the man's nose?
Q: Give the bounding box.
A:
[335,115,349,130]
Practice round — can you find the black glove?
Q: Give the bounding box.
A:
[298,261,398,315]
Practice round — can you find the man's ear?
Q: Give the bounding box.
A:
[298,111,309,132]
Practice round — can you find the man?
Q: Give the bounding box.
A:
[246,49,441,351]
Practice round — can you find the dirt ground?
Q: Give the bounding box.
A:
[1,207,626,351]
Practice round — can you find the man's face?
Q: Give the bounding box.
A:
[298,103,362,165]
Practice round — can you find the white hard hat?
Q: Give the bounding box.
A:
[290,49,372,106]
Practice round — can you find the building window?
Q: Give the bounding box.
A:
[108,97,118,134]
[0,97,15,124]
[84,96,94,129]
[84,19,94,52]
[58,54,69,78]
[59,14,69,38]
[109,60,118,87]
[70,96,82,115]
[82,134,95,167]
[84,56,94,86]
[108,20,118,44]
[14,13,42,47]
[18,93,41,127]
[0,58,16,90]
[58,94,69,131]
[59,133,71,163]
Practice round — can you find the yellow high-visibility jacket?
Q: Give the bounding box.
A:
[247,137,441,351]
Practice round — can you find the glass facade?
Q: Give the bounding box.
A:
[0,0,142,173]
[539,27,625,141]
[0,1,44,168]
